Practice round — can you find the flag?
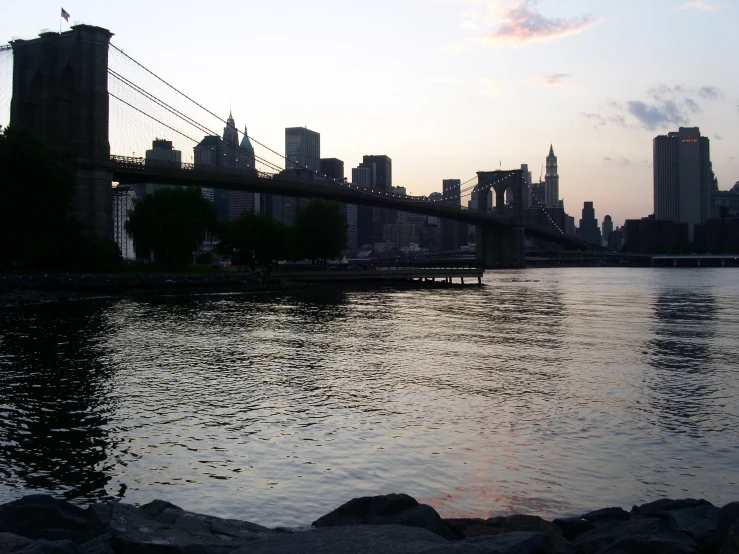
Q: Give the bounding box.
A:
[61,8,70,22]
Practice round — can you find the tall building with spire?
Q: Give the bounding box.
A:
[229,125,259,219]
[545,145,560,208]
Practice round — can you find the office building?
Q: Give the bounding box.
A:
[545,145,560,208]
[576,201,601,244]
[654,127,712,240]
[286,127,320,171]
[360,155,392,190]
[320,158,344,181]
[625,217,688,253]
[602,215,613,244]
[441,179,467,250]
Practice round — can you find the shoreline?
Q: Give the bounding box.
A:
[0,492,737,553]
[0,271,482,309]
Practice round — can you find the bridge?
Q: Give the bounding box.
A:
[2,25,590,268]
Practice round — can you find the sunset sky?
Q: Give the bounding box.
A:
[2,0,738,226]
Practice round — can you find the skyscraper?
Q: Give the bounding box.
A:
[654,127,712,241]
[353,166,374,247]
[229,124,259,219]
[576,201,601,244]
[320,158,344,181]
[270,127,321,225]
[441,179,467,250]
[360,155,393,243]
[286,127,320,171]
[545,145,559,208]
[360,155,392,191]
[602,215,613,244]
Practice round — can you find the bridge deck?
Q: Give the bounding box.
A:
[109,156,588,248]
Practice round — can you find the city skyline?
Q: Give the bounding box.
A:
[1,0,738,226]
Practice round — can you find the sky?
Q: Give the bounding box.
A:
[2,0,739,226]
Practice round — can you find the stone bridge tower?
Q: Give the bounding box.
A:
[475,169,525,268]
[10,25,114,237]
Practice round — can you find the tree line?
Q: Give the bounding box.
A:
[0,125,347,269]
[126,187,348,266]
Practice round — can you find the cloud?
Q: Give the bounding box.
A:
[589,84,723,130]
[698,86,722,99]
[685,98,700,113]
[538,73,570,86]
[582,112,625,128]
[466,0,602,47]
[679,1,728,11]
[603,156,631,166]
[627,100,689,130]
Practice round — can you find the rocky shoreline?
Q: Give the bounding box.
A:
[1,493,737,553]
[0,273,293,308]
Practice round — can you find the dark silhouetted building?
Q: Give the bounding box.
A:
[320,158,344,181]
[608,227,624,251]
[602,215,613,244]
[545,145,559,208]
[441,179,467,250]
[624,217,688,253]
[576,202,601,244]
[286,127,320,171]
[654,127,712,241]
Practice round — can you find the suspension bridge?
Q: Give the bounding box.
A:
[0,25,590,268]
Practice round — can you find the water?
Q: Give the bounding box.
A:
[1,268,738,527]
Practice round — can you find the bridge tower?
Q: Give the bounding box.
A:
[10,25,114,237]
[475,170,525,268]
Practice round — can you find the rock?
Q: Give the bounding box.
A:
[78,535,114,554]
[720,523,739,554]
[87,500,273,554]
[0,531,33,551]
[632,498,713,517]
[237,524,548,554]
[665,504,719,544]
[552,518,595,542]
[466,531,560,553]
[594,534,697,554]
[719,503,739,538]
[312,494,456,541]
[0,496,90,543]
[579,507,630,523]
[444,515,572,553]
[9,539,81,553]
[573,515,697,554]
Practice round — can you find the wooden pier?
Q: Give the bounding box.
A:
[277,267,484,285]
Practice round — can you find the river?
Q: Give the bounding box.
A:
[1,268,738,527]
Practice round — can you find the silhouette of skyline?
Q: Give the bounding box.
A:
[1,0,738,226]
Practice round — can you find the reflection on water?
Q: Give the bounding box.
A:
[647,291,721,438]
[0,303,117,501]
[1,269,738,527]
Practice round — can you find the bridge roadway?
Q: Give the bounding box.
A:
[109,156,586,249]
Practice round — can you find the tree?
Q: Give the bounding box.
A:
[125,186,217,265]
[289,200,348,264]
[0,125,120,269]
[215,212,287,268]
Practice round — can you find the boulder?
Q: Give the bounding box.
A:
[0,495,89,543]
[594,534,698,554]
[578,508,630,523]
[312,494,456,541]
[238,524,556,554]
[0,532,33,552]
[9,539,80,553]
[552,518,595,542]
[444,515,572,553]
[573,515,697,554]
[632,498,713,517]
[720,523,739,554]
[87,499,273,554]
